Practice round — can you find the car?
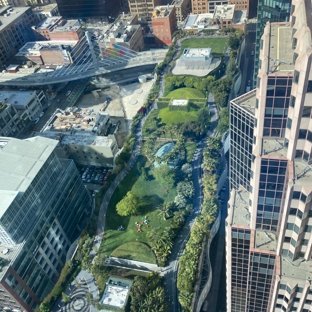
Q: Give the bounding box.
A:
[34,118,40,124]
[39,112,44,117]
[248,80,251,86]
[66,90,71,96]
[87,179,91,183]
[251,51,254,56]
[102,168,107,173]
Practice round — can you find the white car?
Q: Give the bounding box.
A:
[39,112,44,117]
[66,90,71,97]
[34,118,40,124]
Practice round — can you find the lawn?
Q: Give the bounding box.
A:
[164,87,205,99]
[180,37,228,54]
[99,156,177,263]
[158,107,198,125]
[185,142,198,162]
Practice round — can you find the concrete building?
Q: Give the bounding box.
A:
[0,90,46,130]
[191,0,228,14]
[229,0,249,14]
[0,136,91,311]
[128,0,162,21]
[152,5,177,47]
[32,17,82,41]
[103,14,144,52]
[32,3,59,21]
[0,102,21,138]
[0,6,38,67]
[172,0,191,22]
[253,0,291,87]
[7,0,56,6]
[15,40,80,65]
[226,1,312,312]
[38,107,119,167]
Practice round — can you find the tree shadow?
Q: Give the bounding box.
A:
[139,194,164,214]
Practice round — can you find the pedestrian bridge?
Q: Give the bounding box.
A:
[0,32,167,86]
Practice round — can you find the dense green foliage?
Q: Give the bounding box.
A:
[216,108,229,134]
[130,272,168,312]
[116,191,140,216]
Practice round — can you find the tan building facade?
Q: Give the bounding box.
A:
[128,0,162,21]
[172,0,191,22]
[152,5,177,46]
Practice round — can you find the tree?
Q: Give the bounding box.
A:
[157,203,172,220]
[174,194,187,208]
[62,292,69,303]
[181,163,192,178]
[197,107,210,127]
[40,303,50,312]
[202,174,218,196]
[226,57,237,79]
[116,191,140,216]
[216,108,229,134]
[177,181,195,198]
[152,164,176,186]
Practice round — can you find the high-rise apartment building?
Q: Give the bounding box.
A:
[253,0,291,87]
[0,136,91,311]
[128,0,162,21]
[226,0,312,311]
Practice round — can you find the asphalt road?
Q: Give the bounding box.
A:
[238,24,256,96]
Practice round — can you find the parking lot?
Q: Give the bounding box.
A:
[78,166,112,195]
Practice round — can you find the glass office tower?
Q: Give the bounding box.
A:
[0,136,91,312]
[227,0,312,311]
[253,0,291,87]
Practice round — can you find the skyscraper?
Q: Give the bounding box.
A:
[253,0,291,87]
[227,0,312,311]
[0,136,91,311]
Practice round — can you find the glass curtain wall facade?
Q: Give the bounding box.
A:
[227,0,312,311]
[0,137,91,312]
[253,0,291,87]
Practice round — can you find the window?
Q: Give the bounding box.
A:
[294,70,300,84]
[256,99,259,108]
[303,239,309,246]
[307,81,312,93]
[287,118,292,129]
[289,95,295,107]
[284,237,291,243]
[291,238,296,247]
[305,225,312,232]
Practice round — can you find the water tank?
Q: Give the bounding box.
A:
[138,75,147,83]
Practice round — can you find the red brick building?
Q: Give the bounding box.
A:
[152,5,177,47]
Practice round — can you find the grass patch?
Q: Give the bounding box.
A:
[142,109,160,136]
[111,242,156,263]
[165,87,205,99]
[180,38,228,54]
[158,107,198,125]
[99,156,177,260]
[185,142,198,162]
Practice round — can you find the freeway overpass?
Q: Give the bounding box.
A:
[0,32,167,86]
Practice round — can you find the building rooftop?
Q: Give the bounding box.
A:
[53,19,80,32]
[0,136,57,210]
[105,23,139,43]
[255,230,277,251]
[231,89,257,115]
[101,277,132,309]
[268,23,294,73]
[171,99,188,106]
[228,186,250,228]
[182,48,212,59]
[0,90,34,107]
[0,241,24,280]
[16,40,78,56]
[0,6,31,33]
[233,10,247,25]
[153,5,175,18]
[35,16,62,30]
[183,13,217,31]
[213,4,235,20]
[32,3,58,13]
[281,256,312,281]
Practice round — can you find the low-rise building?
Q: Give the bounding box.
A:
[38,107,119,167]
[0,90,46,136]
[32,17,82,41]
[15,40,80,65]
[128,0,162,21]
[172,0,191,22]
[229,0,249,14]
[182,13,217,32]
[32,3,59,21]
[103,14,144,52]
[152,5,177,47]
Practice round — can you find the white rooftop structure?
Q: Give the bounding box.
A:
[0,6,31,32]
[183,13,217,31]
[101,277,132,309]
[35,16,62,30]
[171,99,188,106]
[16,40,78,57]
[213,4,235,20]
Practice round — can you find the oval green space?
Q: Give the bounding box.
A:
[111,242,156,264]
